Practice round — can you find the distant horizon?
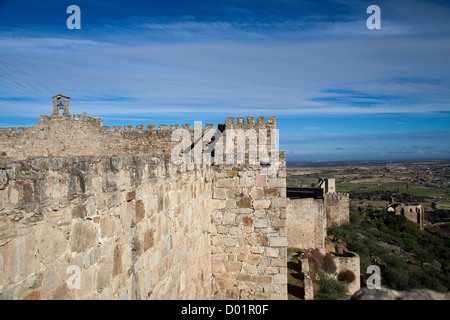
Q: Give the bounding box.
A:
[286,158,450,164]
[1,0,449,161]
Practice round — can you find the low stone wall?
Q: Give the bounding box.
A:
[299,258,313,300]
[334,250,361,296]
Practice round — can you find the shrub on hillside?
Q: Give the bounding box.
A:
[306,249,324,270]
[317,272,348,298]
[330,212,450,292]
[337,270,356,283]
[322,253,337,273]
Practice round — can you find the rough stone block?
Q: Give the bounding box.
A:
[211,199,226,209]
[253,200,271,209]
[72,205,87,219]
[212,261,226,273]
[270,258,286,267]
[222,238,237,247]
[36,223,67,265]
[273,274,286,285]
[269,293,286,300]
[126,191,136,202]
[241,216,253,225]
[143,229,154,252]
[134,199,145,224]
[255,174,267,187]
[213,188,227,199]
[226,198,237,209]
[237,196,252,208]
[252,275,271,284]
[23,290,41,300]
[112,245,122,277]
[267,178,285,188]
[271,198,286,209]
[271,220,286,230]
[226,262,241,273]
[227,170,238,177]
[217,225,229,234]
[70,221,96,253]
[239,176,254,187]
[257,234,268,246]
[247,255,261,265]
[217,178,234,188]
[265,188,279,198]
[221,212,235,225]
[96,262,112,291]
[250,246,264,254]
[249,187,264,200]
[255,292,269,300]
[269,237,287,247]
[100,217,116,238]
[254,218,268,228]
[86,203,97,218]
[228,188,243,197]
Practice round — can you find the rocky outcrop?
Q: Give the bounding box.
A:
[352,287,450,300]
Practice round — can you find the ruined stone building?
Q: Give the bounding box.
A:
[0,95,358,300]
[387,203,424,230]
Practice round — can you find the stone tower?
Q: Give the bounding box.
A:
[318,178,336,193]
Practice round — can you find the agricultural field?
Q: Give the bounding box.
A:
[287,160,450,223]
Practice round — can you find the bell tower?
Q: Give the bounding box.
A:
[51,93,70,116]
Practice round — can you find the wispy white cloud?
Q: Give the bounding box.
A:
[1,34,449,118]
[0,0,449,161]
[0,36,106,49]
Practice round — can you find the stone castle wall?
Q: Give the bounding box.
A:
[210,160,287,300]
[285,189,348,251]
[324,193,349,227]
[0,114,189,160]
[0,114,276,161]
[402,205,424,230]
[0,155,213,299]
[0,112,287,300]
[286,198,326,250]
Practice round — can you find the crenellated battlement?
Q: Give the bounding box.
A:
[0,127,29,137]
[224,116,276,129]
[32,112,276,132]
[0,97,278,161]
[30,111,276,135]
[38,112,104,127]
[97,117,276,134]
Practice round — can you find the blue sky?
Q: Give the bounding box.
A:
[0,0,449,162]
